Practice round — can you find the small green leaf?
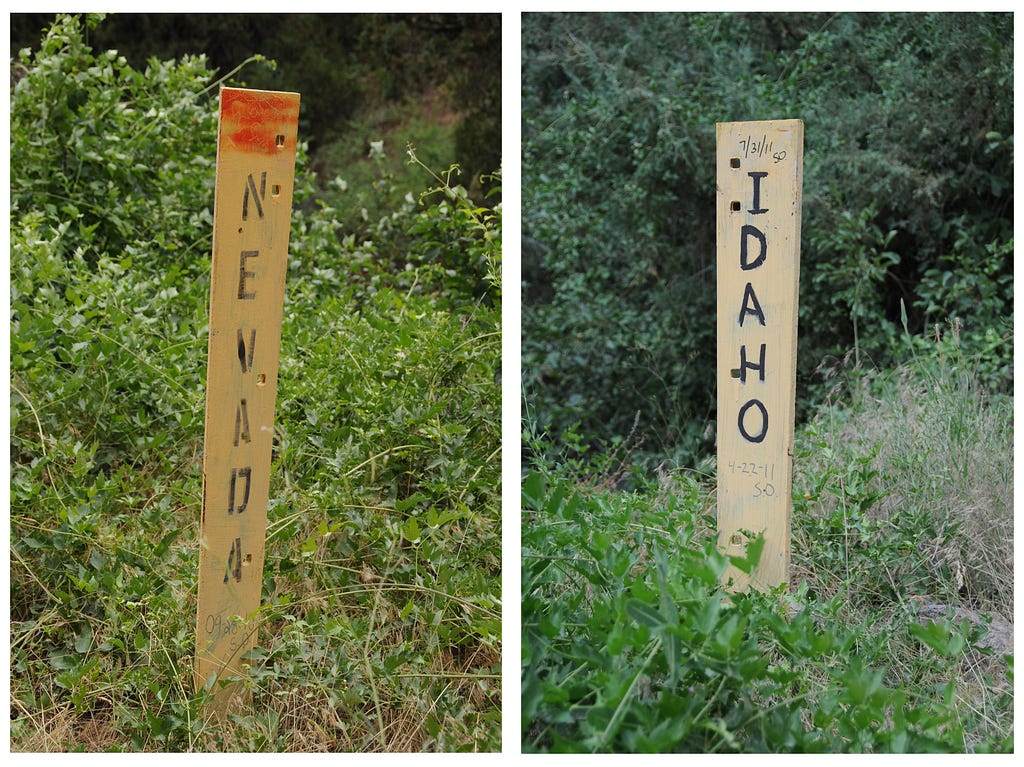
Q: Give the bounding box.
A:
[729,534,764,574]
[626,599,665,629]
[75,623,93,654]
[538,612,561,638]
[663,632,679,684]
[88,548,107,571]
[521,471,546,510]
[401,517,421,543]
[910,619,962,658]
[50,651,78,671]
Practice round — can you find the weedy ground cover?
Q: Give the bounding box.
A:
[522,331,1012,753]
[11,15,500,751]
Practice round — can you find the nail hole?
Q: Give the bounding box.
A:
[244,554,253,566]
[256,373,266,387]
[271,184,281,197]
[730,533,743,546]
[730,157,740,168]
[731,201,741,211]
[275,134,285,148]
[730,368,741,379]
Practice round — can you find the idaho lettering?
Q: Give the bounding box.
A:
[738,282,766,327]
[746,171,769,214]
[737,171,769,444]
[738,343,766,383]
[738,399,768,443]
[740,225,766,270]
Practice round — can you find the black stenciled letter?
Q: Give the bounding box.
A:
[738,399,769,443]
[228,467,252,514]
[738,343,766,383]
[738,282,766,327]
[238,250,258,299]
[224,537,243,584]
[740,225,766,270]
[234,399,251,446]
[747,171,769,214]
[237,329,256,372]
[242,172,267,221]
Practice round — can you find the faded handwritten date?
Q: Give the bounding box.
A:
[738,133,787,164]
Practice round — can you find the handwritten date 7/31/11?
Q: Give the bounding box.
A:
[738,134,787,164]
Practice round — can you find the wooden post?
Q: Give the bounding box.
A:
[195,87,300,709]
[716,119,803,591]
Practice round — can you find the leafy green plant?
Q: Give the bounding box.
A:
[11,13,500,752]
[522,466,1011,753]
[523,326,1012,753]
[809,204,900,368]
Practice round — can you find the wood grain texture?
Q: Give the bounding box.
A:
[195,87,299,706]
[716,119,803,591]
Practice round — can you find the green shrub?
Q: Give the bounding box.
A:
[522,463,1012,753]
[522,322,1012,753]
[793,321,1013,618]
[522,12,1013,464]
[11,13,500,751]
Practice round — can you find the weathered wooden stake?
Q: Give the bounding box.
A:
[195,87,300,709]
[716,119,803,591]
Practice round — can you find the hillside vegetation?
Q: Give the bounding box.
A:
[10,14,501,751]
[522,12,1012,466]
[521,12,1012,753]
[523,337,1013,752]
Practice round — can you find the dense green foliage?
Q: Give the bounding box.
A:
[521,12,1012,753]
[522,340,1012,753]
[11,12,501,199]
[10,14,500,751]
[522,12,1013,465]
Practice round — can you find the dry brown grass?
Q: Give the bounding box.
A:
[789,351,1013,748]
[10,700,124,752]
[798,355,1013,619]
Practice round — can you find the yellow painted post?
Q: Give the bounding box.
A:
[716,119,803,591]
[195,87,300,708]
